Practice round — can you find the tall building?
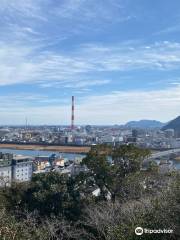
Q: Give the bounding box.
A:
[0,153,33,186]
[12,155,33,182]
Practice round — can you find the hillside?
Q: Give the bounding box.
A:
[125,120,164,129]
[162,116,180,135]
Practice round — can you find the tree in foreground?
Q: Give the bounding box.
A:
[82,144,151,201]
[0,144,179,240]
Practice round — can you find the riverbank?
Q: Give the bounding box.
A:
[0,144,90,153]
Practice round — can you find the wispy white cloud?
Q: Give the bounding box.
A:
[0,0,130,45]
[76,85,180,124]
[1,1,180,89]
[40,79,111,89]
[64,79,111,88]
[1,41,180,87]
[79,41,180,71]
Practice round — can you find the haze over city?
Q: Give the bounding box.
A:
[1,0,180,124]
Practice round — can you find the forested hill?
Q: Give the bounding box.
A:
[125,120,164,129]
[162,116,180,136]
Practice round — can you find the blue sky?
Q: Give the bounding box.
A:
[1,0,180,125]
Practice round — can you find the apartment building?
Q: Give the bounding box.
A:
[12,155,33,182]
[0,153,33,186]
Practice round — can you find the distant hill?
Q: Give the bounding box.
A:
[125,120,165,129]
[162,116,180,136]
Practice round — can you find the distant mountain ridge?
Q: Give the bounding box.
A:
[162,116,180,136]
[125,120,165,129]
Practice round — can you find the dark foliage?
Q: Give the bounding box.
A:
[0,145,179,240]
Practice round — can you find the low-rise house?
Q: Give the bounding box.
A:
[34,156,51,171]
[53,158,65,168]
[70,163,89,176]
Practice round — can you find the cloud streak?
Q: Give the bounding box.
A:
[1,41,180,87]
[0,0,129,44]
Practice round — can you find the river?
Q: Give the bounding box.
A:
[0,148,85,160]
[0,148,179,169]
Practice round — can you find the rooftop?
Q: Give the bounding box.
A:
[13,155,33,163]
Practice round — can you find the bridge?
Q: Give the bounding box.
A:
[149,148,180,159]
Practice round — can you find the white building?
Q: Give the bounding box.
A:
[164,129,175,138]
[12,155,33,182]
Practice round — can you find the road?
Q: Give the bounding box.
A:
[149,148,180,159]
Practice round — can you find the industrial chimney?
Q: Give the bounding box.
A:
[71,96,75,130]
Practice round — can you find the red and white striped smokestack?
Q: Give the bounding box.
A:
[71,96,75,130]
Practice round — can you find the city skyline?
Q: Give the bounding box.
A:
[1,0,180,125]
